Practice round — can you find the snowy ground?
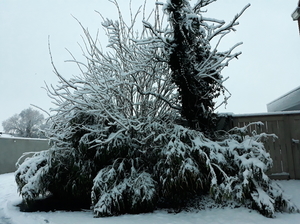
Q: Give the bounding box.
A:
[1,173,300,224]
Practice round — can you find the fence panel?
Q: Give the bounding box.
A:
[289,116,300,179]
[0,137,49,174]
[232,112,300,179]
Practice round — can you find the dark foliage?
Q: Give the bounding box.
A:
[166,0,221,136]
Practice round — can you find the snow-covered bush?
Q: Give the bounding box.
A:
[153,123,298,217]
[16,121,298,217]
[207,123,297,217]
[15,0,298,218]
[16,0,178,215]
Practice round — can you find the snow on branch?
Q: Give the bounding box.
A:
[15,1,299,219]
[207,4,251,41]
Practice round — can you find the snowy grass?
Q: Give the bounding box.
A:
[1,172,300,224]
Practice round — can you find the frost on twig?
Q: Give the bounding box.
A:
[140,0,250,136]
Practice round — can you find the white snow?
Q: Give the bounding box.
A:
[1,173,300,224]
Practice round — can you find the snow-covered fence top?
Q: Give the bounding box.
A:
[0,137,48,174]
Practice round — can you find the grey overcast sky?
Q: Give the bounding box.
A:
[0,0,299,132]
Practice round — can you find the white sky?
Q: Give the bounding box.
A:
[0,0,299,132]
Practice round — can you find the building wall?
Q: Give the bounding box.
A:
[0,137,49,175]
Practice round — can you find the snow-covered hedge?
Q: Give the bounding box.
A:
[16,121,298,217]
[15,0,298,218]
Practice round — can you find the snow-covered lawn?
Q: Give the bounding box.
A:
[0,172,299,224]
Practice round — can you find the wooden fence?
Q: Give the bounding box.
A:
[229,112,300,180]
[1,112,299,179]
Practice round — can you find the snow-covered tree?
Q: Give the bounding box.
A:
[15,0,298,218]
[16,0,178,215]
[2,107,46,138]
[141,0,247,136]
